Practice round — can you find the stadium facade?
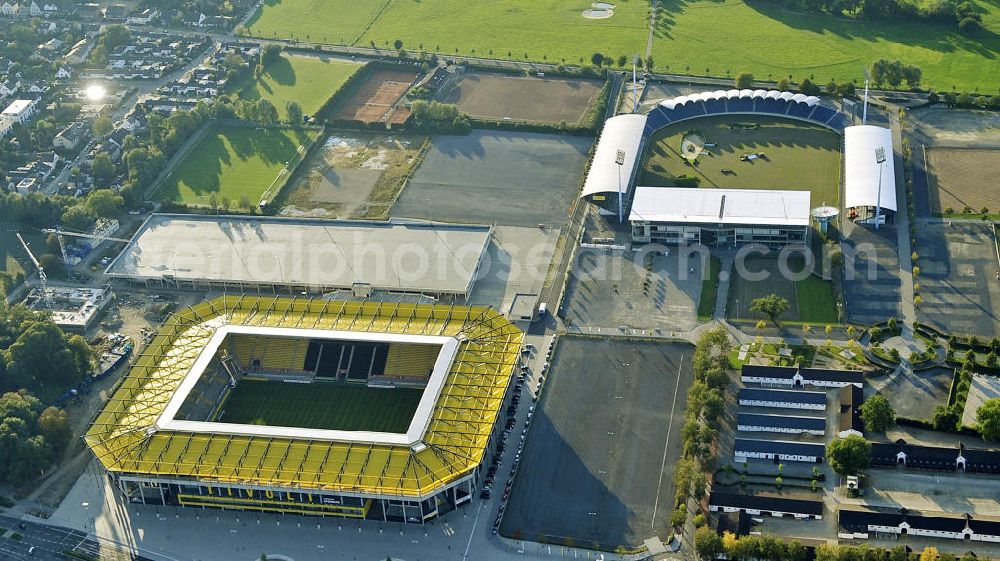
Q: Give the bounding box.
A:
[629,187,811,248]
[85,296,523,522]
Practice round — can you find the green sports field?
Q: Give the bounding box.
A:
[639,114,842,207]
[245,0,998,91]
[218,379,423,432]
[728,256,838,324]
[158,126,320,206]
[239,54,361,120]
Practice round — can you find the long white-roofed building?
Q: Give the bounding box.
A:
[580,113,647,219]
[844,125,896,225]
[629,186,811,248]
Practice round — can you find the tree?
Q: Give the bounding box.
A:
[932,404,961,432]
[60,205,96,231]
[860,393,895,433]
[590,52,604,67]
[749,294,790,324]
[92,115,113,138]
[827,434,871,476]
[261,44,282,64]
[37,406,71,452]
[256,99,279,125]
[286,101,303,124]
[919,547,940,561]
[799,78,821,96]
[393,39,403,50]
[735,72,754,88]
[91,152,116,186]
[695,526,724,561]
[616,54,628,68]
[977,399,1000,441]
[86,189,124,219]
[776,78,790,90]
[101,24,132,50]
[5,322,92,396]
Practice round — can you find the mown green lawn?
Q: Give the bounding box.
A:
[640,115,842,207]
[650,0,1000,91]
[239,54,362,119]
[158,126,320,206]
[795,272,839,324]
[698,256,721,321]
[219,379,423,432]
[245,0,999,91]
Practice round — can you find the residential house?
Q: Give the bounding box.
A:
[103,4,127,20]
[1,98,39,125]
[0,2,19,17]
[53,121,87,150]
[0,77,19,99]
[27,0,40,16]
[125,7,157,25]
[55,67,72,80]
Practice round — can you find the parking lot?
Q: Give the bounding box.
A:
[916,221,1000,337]
[841,221,901,325]
[391,130,591,227]
[876,367,953,421]
[562,247,702,332]
[500,337,693,550]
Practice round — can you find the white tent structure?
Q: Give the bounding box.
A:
[844,125,896,225]
[580,114,647,221]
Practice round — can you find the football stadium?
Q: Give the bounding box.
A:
[84,296,523,522]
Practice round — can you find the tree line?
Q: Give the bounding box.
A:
[0,305,86,485]
[697,530,981,561]
[751,0,984,33]
[671,327,731,529]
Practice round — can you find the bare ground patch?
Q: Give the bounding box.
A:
[926,148,1000,215]
[442,73,602,123]
[281,132,425,219]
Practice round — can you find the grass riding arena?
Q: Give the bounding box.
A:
[217,379,424,433]
[239,54,362,120]
[158,126,321,207]
[640,114,842,207]
[245,0,999,91]
[728,256,838,325]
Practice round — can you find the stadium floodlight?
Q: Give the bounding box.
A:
[862,68,870,125]
[615,149,626,223]
[874,146,886,230]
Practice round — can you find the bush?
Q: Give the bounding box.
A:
[670,506,687,528]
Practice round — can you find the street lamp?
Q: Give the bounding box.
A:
[615,148,626,224]
[874,146,886,230]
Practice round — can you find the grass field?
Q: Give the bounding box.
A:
[639,114,842,206]
[158,126,320,206]
[650,0,999,91]
[245,0,999,92]
[239,54,361,120]
[218,379,423,432]
[729,256,838,324]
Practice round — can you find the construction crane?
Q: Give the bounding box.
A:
[41,226,130,267]
[16,233,50,308]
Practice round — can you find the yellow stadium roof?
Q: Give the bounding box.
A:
[85,296,523,498]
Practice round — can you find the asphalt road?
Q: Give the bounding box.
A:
[0,513,145,561]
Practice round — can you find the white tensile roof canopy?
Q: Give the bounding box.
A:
[844,125,897,212]
[580,113,647,198]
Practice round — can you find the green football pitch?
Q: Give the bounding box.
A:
[217,379,423,432]
[244,0,1000,91]
[238,54,361,120]
[157,126,319,206]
